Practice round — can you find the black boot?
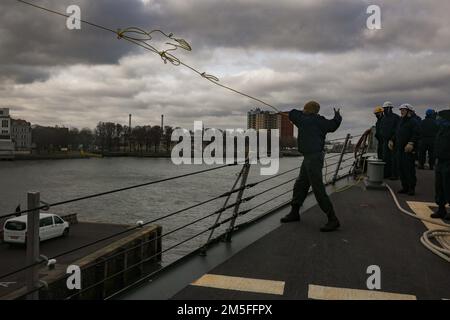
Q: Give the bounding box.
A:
[408,188,415,196]
[397,188,408,194]
[430,206,447,219]
[280,204,300,223]
[320,211,340,232]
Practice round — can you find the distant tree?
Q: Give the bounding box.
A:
[79,128,94,151]
[95,122,107,153]
[68,128,80,150]
[32,126,69,153]
[149,126,162,152]
[163,126,174,151]
[132,126,146,152]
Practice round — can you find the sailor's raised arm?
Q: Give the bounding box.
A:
[321,108,342,133]
[288,109,303,123]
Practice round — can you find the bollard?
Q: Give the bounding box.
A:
[364,159,387,189]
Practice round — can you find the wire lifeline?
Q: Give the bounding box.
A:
[17,182,291,299]
[48,197,248,291]
[106,170,354,299]
[54,166,350,300]
[0,154,356,281]
[15,0,282,113]
[65,211,246,300]
[1,160,303,279]
[0,167,244,281]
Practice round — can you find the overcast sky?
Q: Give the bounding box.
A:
[0,0,449,135]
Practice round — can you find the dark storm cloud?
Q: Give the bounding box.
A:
[2,0,449,68]
[1,0,450,132]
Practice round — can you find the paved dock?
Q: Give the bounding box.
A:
[0,222,132,298]
[172,169,450,300]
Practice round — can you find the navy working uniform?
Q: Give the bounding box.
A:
[380,103,400,179]
[418,110,438,170]
[431,109,450,220]
[374,107,384,160]
[280,100,342,232]
[391,105,420,195]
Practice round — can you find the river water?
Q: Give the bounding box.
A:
[0,155,352,264]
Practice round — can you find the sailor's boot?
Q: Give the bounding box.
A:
[280,204,300,223]
[430,205,447,219]
[320,210,340,232]
[445,211,450,221]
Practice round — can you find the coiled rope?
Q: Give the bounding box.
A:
[386,184,450,262]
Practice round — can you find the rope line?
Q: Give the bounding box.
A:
[15,0,282,113]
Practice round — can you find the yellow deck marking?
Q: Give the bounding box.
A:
[406,202,445,231]
[191,274,285,295]
[308,284,416,300]
[406,201,450,248]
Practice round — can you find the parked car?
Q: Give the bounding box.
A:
[3,213,69,244]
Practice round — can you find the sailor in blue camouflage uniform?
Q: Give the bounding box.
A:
[430,109,450,220]
[281,101,342,232]
[389,104,420,196]
[380,101,400,179]
[418,109,438,170]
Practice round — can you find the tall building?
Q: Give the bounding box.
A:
[0,108,11,139]
[247,108,293,138]
[247,108,278,130]
[11,119,32,151]
[278,112,294,138]
[0,108,14,159]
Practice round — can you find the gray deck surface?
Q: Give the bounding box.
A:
[172,169,450,300]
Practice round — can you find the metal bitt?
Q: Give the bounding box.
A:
[332,134,351,185]
[225,161,251,243]
[364,159,387,189]
[26,191,40,300]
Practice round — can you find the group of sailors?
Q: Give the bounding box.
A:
[373,102,450,220]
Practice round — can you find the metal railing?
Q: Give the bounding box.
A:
[0,133,360,300]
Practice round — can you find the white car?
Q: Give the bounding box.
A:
[3,213,69,244]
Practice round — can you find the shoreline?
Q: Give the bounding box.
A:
[2,150,303,161]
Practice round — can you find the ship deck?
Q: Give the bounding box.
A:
[119,169,450,300]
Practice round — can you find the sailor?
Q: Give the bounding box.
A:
[418,109,438,170]
[430,109,450,220]
[389,104,420,196]
[281,101,342,232]
[379,101,400,179]
[373,106,384,160]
